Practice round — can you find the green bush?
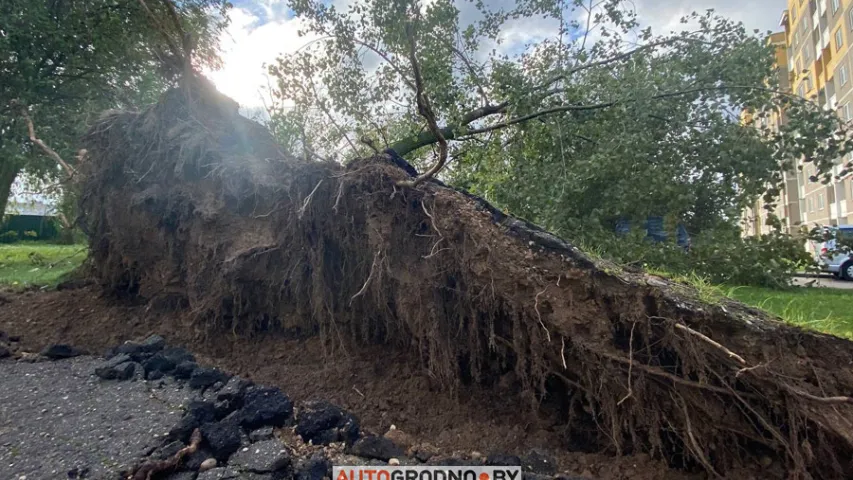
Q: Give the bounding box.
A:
[0,231,19,244]
[581,229,813,289]
[688,232,814,288]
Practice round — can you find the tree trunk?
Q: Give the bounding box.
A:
[388,103,507,156]
[77,78,853,479]
[0,162,20,220]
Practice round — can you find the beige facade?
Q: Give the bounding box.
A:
[744,1,853,246]
[743,33,802,236]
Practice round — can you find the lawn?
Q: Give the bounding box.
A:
[0,243,86,288]
[726,285,853,339]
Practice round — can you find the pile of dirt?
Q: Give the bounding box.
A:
[72,73,853,478]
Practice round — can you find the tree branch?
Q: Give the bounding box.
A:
[389,83,811,156]
[137,0,182,59]
[462,101,618,136]
[294,35,416,91]
[397,22,448,188]
[20,107,77,178]
[534,35,719,93]
[450,44,489,106]
[388,102,507,155]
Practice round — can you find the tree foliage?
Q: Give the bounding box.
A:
[0,0,231,217]
[267,0,853,241]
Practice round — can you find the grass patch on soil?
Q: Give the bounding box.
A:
[643,268,853,338]
[0,243,86,288]
[725,285,853,339]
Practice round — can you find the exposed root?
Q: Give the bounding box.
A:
[783,385,853,404]
[676,395,723,479]
[298,179,324,220]
[350,250,381,305]
[534,288,551,343]
[130,428,201,480]
[671,321,746,365]
[617,321,636,406]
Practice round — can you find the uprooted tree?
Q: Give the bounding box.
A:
[74,0,853,479]
[81,73,853,479]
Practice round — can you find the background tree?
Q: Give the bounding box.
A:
[268,0,852,242]
[0,0,231,218]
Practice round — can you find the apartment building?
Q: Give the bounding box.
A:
[742,32,801,236]
[745,0,853,238]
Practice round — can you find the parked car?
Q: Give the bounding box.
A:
[817,225,853,279]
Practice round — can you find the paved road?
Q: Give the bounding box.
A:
[0,356,191,480]
[792,275,853,289]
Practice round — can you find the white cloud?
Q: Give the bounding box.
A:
[206,6,314,110]
[634,0,784,36]
[209,0,787,111]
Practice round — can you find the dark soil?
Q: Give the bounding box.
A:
[0,287,693,480]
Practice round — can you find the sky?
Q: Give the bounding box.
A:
[207,0,788,111]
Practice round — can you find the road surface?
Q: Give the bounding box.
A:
[0,356,190,480]
[792,275,853,289]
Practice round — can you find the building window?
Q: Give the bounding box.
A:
[809,197,815,212]
[804,44,811,64]
[840,64,849,85]
[819,193,825,210]
[837,29,844,51]
[834,0,841,14]
[845,102,852,121]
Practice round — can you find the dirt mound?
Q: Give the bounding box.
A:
[76,73,853,478]
[0,288,681,480]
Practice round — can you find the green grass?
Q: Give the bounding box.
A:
[725,285,853,339]
[0,243,86,288]
[643,267,853,338]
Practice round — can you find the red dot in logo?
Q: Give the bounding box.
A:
[479,473,490,480]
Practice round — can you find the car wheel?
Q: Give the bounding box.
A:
[842,261,853,281]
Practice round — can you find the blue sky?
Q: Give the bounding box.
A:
[229,0,294,28]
